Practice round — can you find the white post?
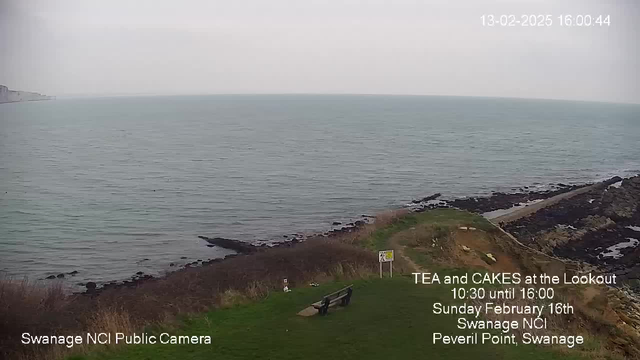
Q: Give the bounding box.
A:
[390,261,393,278]
[379,262,383,278]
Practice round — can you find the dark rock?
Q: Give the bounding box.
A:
[198,236,258,254]
[169,262,175,267]
[136,271,144,275]
[68,270,78,275]
[332,221,342,225]
[606,176,624,185]
[180,256,187,259]
[102,283,114,290]
[445,183,591,214]
[45,275,56,280]
[56,273,65,278]
[412,193,442,204]
[86,282,97,290]
[206,244,214,247]
[501,175,640,296]
[602,176,639,220]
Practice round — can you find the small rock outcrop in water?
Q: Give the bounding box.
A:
[0,85,53,103]
[412,193,442,204]
[198,236,259,253]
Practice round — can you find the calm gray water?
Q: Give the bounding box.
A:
[1,95,639,286]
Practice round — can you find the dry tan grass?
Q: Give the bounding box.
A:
[244,281,270,301]
[88,308,135,349]
[219,289,250,308]
[334,209,410,247]
[0,277,70,360]
[373,209,409,228]
[338,224,376,246]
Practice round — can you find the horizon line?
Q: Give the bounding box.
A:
[52,92,640,106]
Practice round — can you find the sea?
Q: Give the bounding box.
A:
[1,95,639,287]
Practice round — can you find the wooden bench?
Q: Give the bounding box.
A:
[311,285,353,315]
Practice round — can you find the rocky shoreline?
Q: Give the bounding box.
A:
[54,175,640,295]
[500,175,640,292]
[415,182,592,213]
[406,174,640,293]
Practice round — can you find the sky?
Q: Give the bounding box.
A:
[1,0,638,103]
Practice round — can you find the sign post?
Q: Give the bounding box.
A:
[378,250,394,278]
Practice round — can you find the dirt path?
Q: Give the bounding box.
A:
[387,231,424,273]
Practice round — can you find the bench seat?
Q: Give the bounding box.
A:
[311,285,353,315]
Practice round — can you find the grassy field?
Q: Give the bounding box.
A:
[70,276,586,360]
[66,209,624,360]
[365,208,495,251]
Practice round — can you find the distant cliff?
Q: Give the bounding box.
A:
[0,85,53,104]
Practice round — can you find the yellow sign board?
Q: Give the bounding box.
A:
[378,250,394,263]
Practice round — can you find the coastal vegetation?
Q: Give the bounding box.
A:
[2,205,638,360]
[0,241,376,360]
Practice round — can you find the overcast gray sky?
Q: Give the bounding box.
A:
[1,0,638,103]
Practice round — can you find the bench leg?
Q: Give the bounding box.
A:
[319,298,330,315]
[341,288,353,306]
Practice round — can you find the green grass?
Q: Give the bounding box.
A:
[365,209,495,251]
[70,211,589,360]
[72,276,585,360]
[413,208,495,231]
[367,215,419,250]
